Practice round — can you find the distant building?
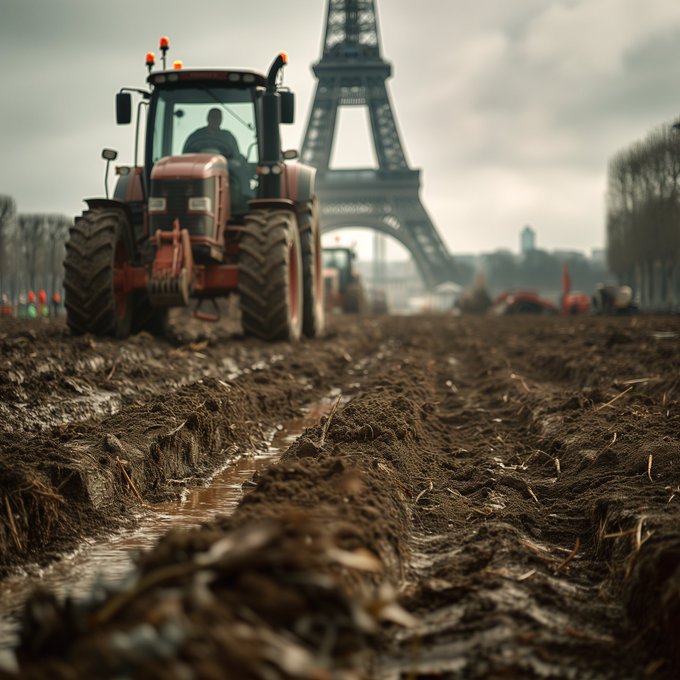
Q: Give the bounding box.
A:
[590,248,606,266]
[520,225,536,254]
[552,249,587,262]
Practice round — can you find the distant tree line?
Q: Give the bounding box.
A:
[606,123,680,308]
[454,249,607,298]
[0,194,71,302]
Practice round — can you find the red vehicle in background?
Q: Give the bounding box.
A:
[0,296,13,317]
[493,289,557,315]
[560,264,591,315]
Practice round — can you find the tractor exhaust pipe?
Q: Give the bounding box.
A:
[261,53,288,199]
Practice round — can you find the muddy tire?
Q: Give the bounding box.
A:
[344,281,366,314]
[297,198,325,338]
[238,209,303,341]
[64,208,134,338]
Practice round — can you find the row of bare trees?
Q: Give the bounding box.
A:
[607,123,680,307]
[0,195,71,302]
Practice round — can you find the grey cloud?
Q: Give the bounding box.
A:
[1,0,679,255]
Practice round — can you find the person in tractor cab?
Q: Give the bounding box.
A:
[182,108,241,159]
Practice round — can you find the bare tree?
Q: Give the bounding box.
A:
[17,214,48,293]
[44,215,71,296]
[0,195,17,299]
[606,123,680,306]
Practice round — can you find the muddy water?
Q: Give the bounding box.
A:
[0,396,338,653]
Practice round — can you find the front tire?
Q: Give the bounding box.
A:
[238,209,303,342]
[64,208,134,338]
[298,198,325,338]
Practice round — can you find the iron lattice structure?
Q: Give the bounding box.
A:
[301,0,454,288]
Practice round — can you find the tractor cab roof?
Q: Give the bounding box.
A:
[148,69,267,89]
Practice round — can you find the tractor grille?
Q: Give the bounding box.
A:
[149,178,214,237]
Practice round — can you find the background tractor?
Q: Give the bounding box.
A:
[64,40,324,341]
[322,246,365,314]
[560,263,591,315]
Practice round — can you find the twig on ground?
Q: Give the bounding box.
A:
[624,517,651,578]
[603,528,637,539]
[554,537,580,573]
[167,421,187,436]
[555,458,561,476]
[4,495,22,551]
[106,360,118,381]
[634,517,644,552]
[593,386,633,412]
[527,486,540,505]
[517,569,536,581]
[619,376,659,386]
[647,454,653,482]
[415,481,433,504]
[510,373,530,392]
[319,395,342,447]
[116,457,144,505]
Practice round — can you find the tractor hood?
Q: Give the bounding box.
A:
[151,154,227,181]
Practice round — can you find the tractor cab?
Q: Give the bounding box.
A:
[145,70,266,218]
[115,59,295,265]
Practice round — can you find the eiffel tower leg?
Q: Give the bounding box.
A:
[397,201,453,288]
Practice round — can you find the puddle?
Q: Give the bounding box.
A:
[0,396,339,653]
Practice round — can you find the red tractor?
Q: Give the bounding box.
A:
[64,40,324,341]
[322,246,365,314]
[560,264,591,315]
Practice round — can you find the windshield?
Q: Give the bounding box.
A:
[323,249,352,272]
[150,86,258,163]
[148,85,260,213]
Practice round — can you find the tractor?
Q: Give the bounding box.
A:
[64,39,324,341]
[322,246,365,314]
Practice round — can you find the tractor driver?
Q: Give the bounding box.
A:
[183,108,241,159]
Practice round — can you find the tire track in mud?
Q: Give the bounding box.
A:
[377,320,638,679]
[2,328,296,434]
[2,319,444,678]
[380,317,679,679]
[0,319,391,576]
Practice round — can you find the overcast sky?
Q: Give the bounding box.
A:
[2,0,680,259]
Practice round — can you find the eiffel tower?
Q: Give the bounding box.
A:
[301,0,454,288]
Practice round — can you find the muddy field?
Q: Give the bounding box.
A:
[1,311,679,678]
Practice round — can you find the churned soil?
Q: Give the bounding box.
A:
[1,312,680,679]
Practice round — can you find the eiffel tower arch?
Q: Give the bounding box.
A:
[301,0,455,289]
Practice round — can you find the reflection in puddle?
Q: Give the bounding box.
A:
[0,397,337,652]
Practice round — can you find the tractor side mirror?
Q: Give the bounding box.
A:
[116,92,132,125]
[280,91,295,124]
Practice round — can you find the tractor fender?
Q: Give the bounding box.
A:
[282,161,316,205]
[113,167,144,203]
[84,198,134,224]
[83,198,140,253]
[248,198,297,213]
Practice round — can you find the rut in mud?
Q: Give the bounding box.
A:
[1,314,679,679]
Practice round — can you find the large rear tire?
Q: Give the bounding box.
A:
[238,209,303,342]
[64,208,134,338]
[298,198,325,338]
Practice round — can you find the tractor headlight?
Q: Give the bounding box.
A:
[148,197,166,213]
[188,197,211,212]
